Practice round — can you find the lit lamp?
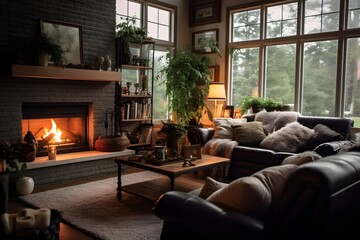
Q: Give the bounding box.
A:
[207,82,226,117]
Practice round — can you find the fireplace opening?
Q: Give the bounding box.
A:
[22,102,90,157]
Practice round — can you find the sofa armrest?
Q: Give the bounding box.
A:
[153,191,264,240]
[187,128,215,146]
[313,140,353,157]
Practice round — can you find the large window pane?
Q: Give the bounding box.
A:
[231,48,259,109]
[232,9,260,42]
[348,0,360,29]
[265,44,296,106]
[302,40,338,116]
[304,0,340,34]
[153,50,169,120]
[147,6,171,42]
[266,3,297,38]
[344,38,360,127]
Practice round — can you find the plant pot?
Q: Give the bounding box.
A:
[16,176,34,196]
[0,172,9,214]
[94,135,130,152]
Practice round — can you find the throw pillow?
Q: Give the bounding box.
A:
[198,177,228,199]
[307,124,344,150]
[259,122,315,153]
[282,151,322,165]
[202,138,238,159]
[255,111,301,135]
[232,121,266,147]
[213,118,247,139]
[207,164,298,219]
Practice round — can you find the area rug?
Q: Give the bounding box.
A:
[19,171,165,240]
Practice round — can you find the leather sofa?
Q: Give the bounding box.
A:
[187,115,354,179]
[153,152,360,240]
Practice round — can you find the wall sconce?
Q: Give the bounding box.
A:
[207,82,226,117]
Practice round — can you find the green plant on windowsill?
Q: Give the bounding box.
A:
[239,96,265,114]
[263,98,283,112]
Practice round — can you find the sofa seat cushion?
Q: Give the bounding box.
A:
[232,121,266,147]
[206,164,298,219]
[259,122,315,153]
[213,118,247,139]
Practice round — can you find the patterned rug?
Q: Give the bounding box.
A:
[19,171,165,240]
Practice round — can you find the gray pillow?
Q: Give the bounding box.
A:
[198,177,228,199]
[282,151,322,165]
[232,121,266,147]
[260,122,315,153]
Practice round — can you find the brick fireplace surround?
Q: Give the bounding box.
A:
[0,0,136,185]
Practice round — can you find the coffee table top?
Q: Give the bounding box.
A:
[115,154,230,177]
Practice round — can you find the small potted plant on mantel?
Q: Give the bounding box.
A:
[37,33,65,66]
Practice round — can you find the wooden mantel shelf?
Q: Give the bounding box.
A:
[12,64,121,82]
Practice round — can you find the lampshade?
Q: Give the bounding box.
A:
[207,82,226,100]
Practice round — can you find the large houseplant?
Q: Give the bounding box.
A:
[157,45,220,125]
[158,120,186,157]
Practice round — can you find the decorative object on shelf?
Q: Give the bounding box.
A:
[96,56,104,71]
[105,55,111,71]
[37,34,65,66]
[157,44,221,125]
[193,29,219,54]
[134,83,139,95]
[40,18,83,65]
[158,120,187,158]
[126,82,132,95]
[189,0,221,26]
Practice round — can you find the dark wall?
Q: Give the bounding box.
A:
[0,0,116,74]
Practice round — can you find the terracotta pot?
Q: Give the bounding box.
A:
[94,135,130,152]
[16,176,34,195]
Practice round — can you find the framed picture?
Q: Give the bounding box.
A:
[189,0,221,26]
[222,105,234,118]
[183,144,202,160]
[209,65,219,82]
[40,19,83,65]
[192,29,218,53]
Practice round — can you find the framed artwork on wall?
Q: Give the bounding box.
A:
[40,19,83,65]
[189,0,221,26]
[222,105,234,118]
[192,29,218,53]
[209,65,219,82]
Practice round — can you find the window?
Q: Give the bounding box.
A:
[229,0,360,126]
[348,0,360,29]
[232,9,261,42]
[265,44,296,105]
[304,0,340,34]
[266,3,298,38]
[116,0,175,120]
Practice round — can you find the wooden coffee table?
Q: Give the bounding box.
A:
[114,154,230,201]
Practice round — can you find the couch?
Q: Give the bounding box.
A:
[153,152,360,240]
[187,112,354,179]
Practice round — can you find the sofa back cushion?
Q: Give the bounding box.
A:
[206,164,298,219]
[255,111,301,135]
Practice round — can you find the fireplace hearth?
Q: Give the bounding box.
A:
[22,102,90,156]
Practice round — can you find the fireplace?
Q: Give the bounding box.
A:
[22,102,90,156]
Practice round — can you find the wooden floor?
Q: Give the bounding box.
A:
[8,167,206,240]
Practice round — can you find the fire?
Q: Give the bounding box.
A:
[43,119,64,144]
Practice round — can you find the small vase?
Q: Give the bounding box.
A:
[16,177,34,195]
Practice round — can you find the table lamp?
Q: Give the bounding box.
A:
[207,82,226,117]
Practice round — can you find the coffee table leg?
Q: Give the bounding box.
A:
[223,163,228,182]
[117,162,123,201]
[170,177,175,190]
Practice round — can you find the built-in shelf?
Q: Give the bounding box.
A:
[11,64,122,82]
